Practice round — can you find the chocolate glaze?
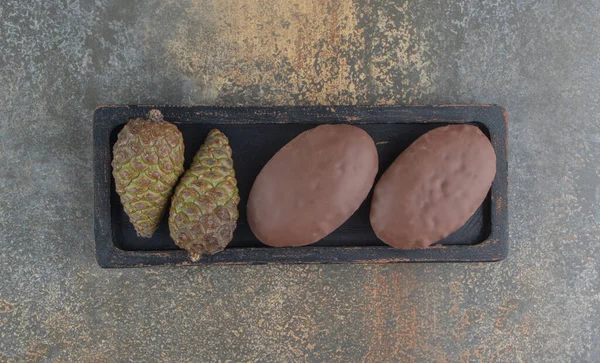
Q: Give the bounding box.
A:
[248,124,378,247]
[370,125,496,249]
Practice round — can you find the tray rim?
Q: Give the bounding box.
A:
[93,104,509,268]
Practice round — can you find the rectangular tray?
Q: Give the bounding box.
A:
[94,105,508,267]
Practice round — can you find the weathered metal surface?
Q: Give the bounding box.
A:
[1,0,599,361]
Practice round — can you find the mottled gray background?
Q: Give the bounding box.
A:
[1,0,599,361]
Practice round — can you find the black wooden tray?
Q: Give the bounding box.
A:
[94,105,508,267]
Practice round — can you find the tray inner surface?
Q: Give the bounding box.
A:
[110,122,492,251]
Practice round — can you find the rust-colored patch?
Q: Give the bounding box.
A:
[362,270,420,362]
[494,298,521,333]
[458,309,482,341]
[0,342,50,363]
[502,106,509,152]
[0,300,14,314]
[160,0,432,105]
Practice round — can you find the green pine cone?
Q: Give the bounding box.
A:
[169,129,240,261]
[112,109,185,238]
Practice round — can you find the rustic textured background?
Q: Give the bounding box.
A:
[1,0,599,361]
